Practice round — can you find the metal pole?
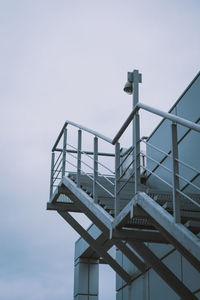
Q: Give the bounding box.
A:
[115,142,121,216]
[132,70,142,194]
[77,129,82,187]
[62,127,67,178]
[93,137,98,203]
[171,123,181,223]
[49,151,55,200]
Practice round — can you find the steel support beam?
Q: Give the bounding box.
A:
[112,228,168,243]
[136,192,200,272]
[58,177,146,272]
[113,239,146,273]
[47,202,80,212]
[58,210,132,284]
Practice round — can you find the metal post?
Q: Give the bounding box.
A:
[62,127,67,178]
[77,129,82,188]
[171,122,181,223]
[115,142,120,216]
[132,70,142,194]
[49,151,55,200]
[93,137,98,203]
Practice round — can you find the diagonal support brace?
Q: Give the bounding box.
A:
[136,192,200,272]
[58,210,132,285]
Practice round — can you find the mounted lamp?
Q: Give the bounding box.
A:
[123,71,134,95]
[123,81,133,94]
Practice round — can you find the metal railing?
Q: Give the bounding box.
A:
[50,102,200,222]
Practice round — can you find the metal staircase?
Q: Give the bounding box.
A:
[47,70,200,300]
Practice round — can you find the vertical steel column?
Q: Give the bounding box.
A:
[49,151,55,199]
[74,258,99,299]
[93,137,98,203]
[77,129,82,188]
[171,122,181,223]
[62,127,67,178]
[132,70,141,194]
[115,142,120,216]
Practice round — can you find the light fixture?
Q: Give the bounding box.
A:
[123,71,134,94]
[123,81,133,94]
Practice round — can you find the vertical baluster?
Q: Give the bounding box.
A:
[134,113,141,193]
[132,70,141,194]
[62,127,67,178]
[115,142,120,216]
[77,129,82,187]
[49,151,55,200]
[171,122,181,223]
[93,137,98,203]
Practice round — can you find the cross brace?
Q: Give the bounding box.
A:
[57,177,146,272]
[58,210,132,284]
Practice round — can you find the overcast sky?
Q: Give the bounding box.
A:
[0,1,200,299]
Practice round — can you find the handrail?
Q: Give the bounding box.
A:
[52,121,113,151]
[138,102,200,133]
[112,102,200,144]
[52,101,200,150]
[52,123,66,151]
[112,106,139,144]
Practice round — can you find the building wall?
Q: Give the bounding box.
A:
[146,72,200,192]
[116,242,200,300]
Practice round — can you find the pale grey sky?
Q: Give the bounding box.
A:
[0,1,200,299]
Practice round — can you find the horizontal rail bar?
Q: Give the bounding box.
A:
[53,151,62,168]
[144,153,172,174]
[53,102,200,151]
[112,102,200,144]
[78,158,94,172]
[65,159,77,170]
[112,106,139,144]
[75,169,114,198]
[80,148,114,174]
[54,148,115,157]
[117,172,134,195]
[177,173,200,193]
[121,146,134,157]
[66,120,112,144]
[118,159,135,181]
[67,151,78,161]
[142,140,171,158]
[53,158,63,176]
[67,151,114,180]
[95,180,114,197]
[80,171,94,185]
[142,165,173,189]
[138,102,200,133]
[67,143,114,174]
[97,174,114,186]
[176,189,200,209]
[176,158,200,175]
[118,147,133,170]
[53,169,62,184]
